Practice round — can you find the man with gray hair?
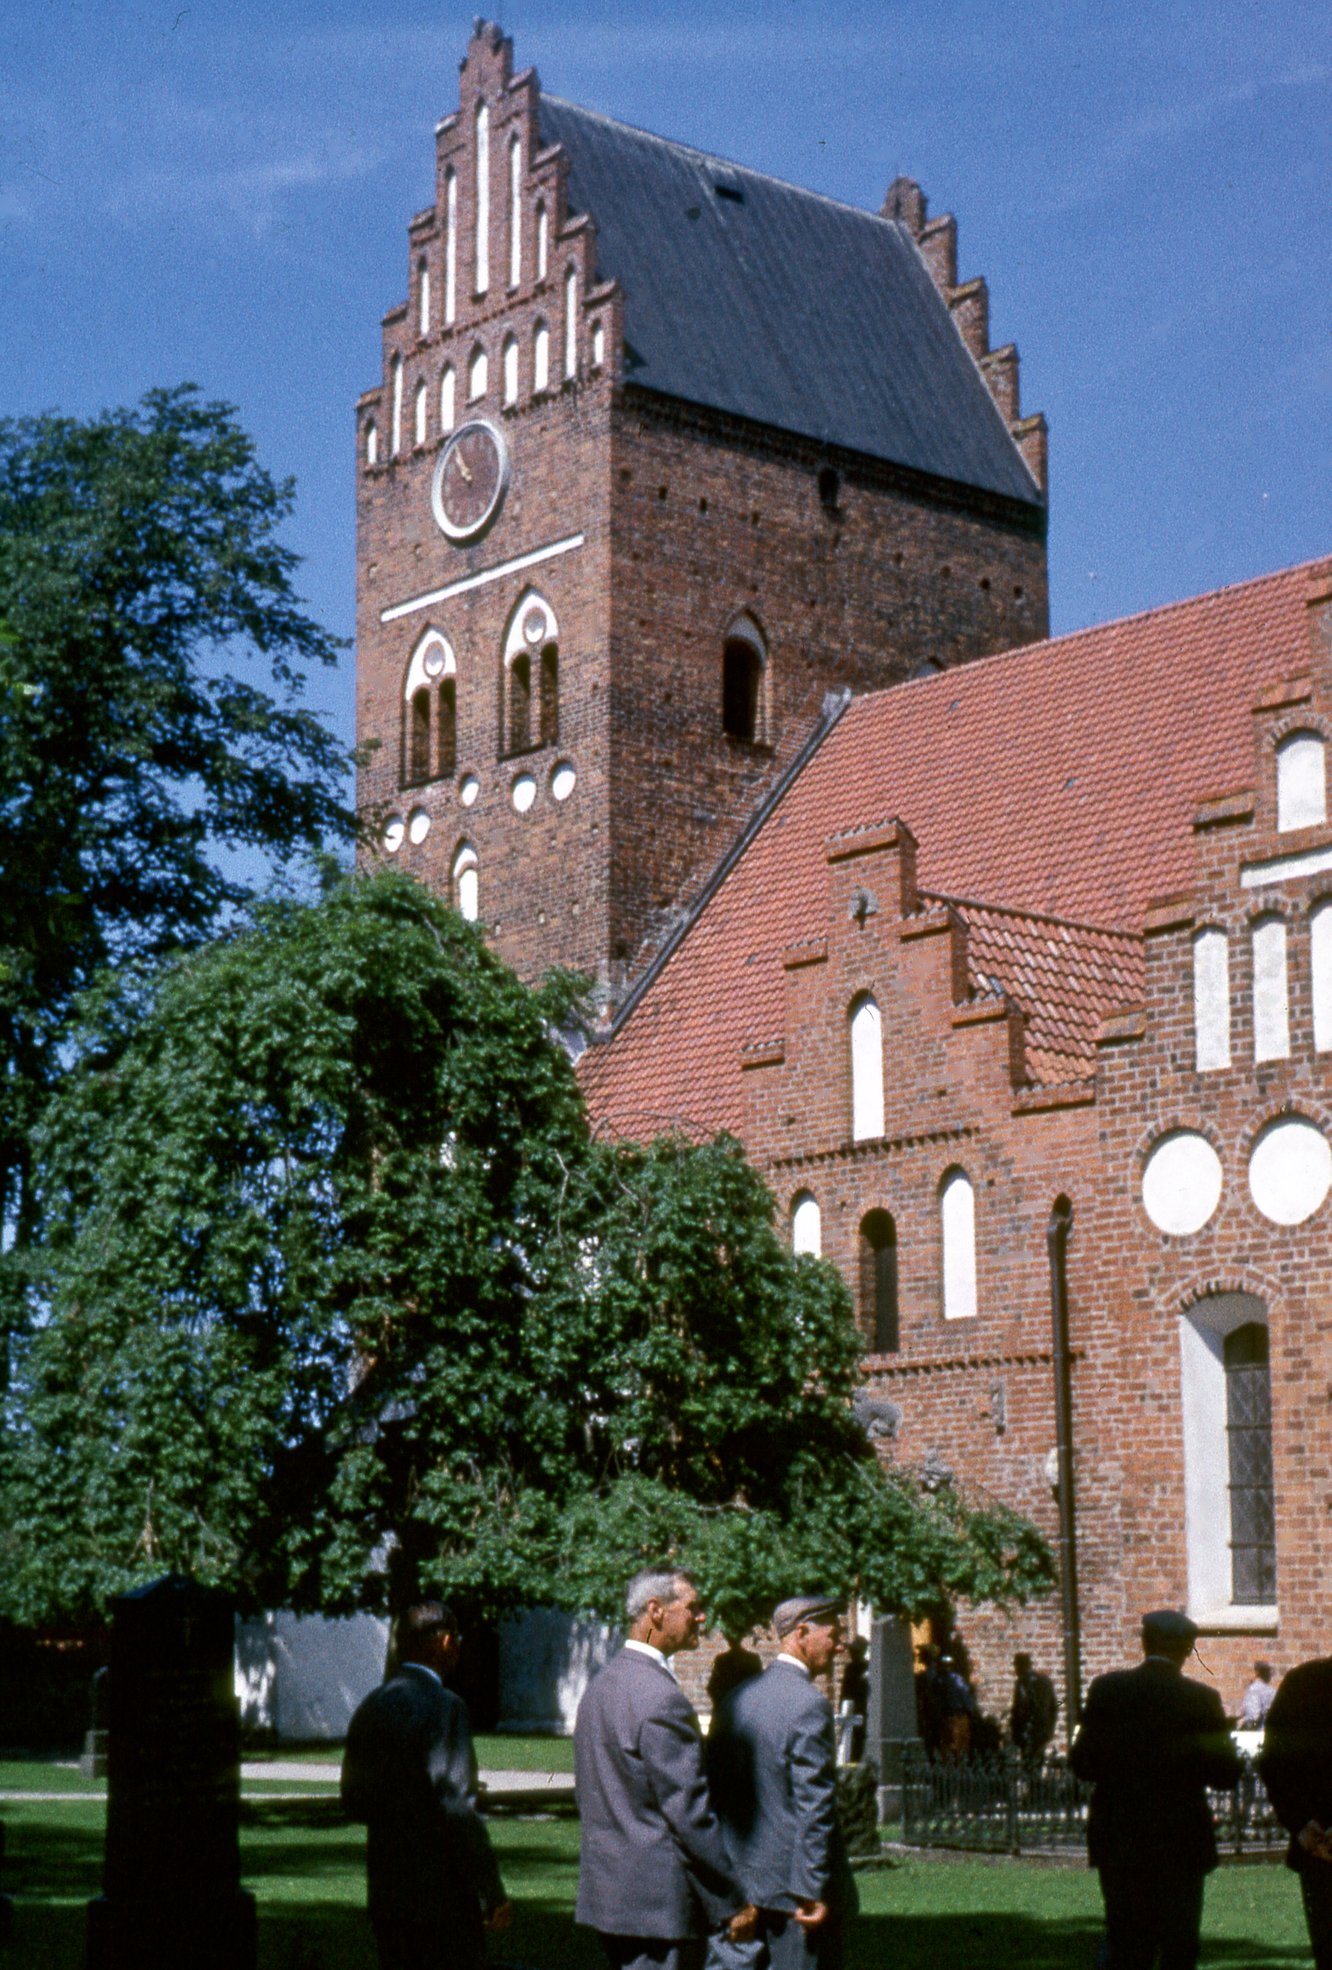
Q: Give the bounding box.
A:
[575,1567,757,1970]
[706,1596,857,1970]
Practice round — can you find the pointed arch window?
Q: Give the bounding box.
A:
[502,591,559,755]
[849,993,884,1142]
[413,379,427,447]
[791,1191,821,1257]
[468,345,488,401]
[508,133,522,288]
[401,630,456,788]
[502,333,519,406]
[564,265,578,379]
[940,1168,977,1320]
[859,1210,898,1353]
[444,169,458,323]
[440,364,456,433]
[417,256,430,337]
[1252,915,1290,1061]
[364,422,378,467]
[474,102,490,295]
[722,615,768,742]
[536,201,549,280]
[533,321,550,394]
[390,354,403,456]
[452,842,479,923]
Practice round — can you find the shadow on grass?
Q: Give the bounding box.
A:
[847,1910,1307,1970]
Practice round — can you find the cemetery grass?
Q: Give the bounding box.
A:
[0,1800,1308,1970]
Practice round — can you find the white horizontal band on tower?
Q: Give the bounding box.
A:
[380,533,585,623]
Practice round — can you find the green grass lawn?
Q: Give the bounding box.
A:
[0,1794,1308,1970]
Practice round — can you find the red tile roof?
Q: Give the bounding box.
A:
[580,558,1328,1139]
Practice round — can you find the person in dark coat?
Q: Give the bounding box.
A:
[1259,1653,1332,1969]
[574,1567,757,1970]
[707,1595,859,1970]
[1009,1652,1058,1771]
[1070,1609,1241,1970]
[340,1601,509,1970]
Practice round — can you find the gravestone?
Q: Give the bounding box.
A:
[86,1575,256,1970]
[864,1614,921,1820]
[79,1666,110,1781]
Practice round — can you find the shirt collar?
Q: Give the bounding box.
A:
[776,1652,810,1678]
[402,1660,443,1688]
[625,1638,677,1678]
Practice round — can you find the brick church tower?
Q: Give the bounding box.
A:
[356,20,1049,1003]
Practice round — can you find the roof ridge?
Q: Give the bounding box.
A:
[541,93,909,233]
[922,890,1143,943]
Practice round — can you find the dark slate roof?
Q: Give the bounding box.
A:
[538,96,1041,510]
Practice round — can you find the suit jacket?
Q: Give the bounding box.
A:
[574,1646,745,1939]
[1070,1657,1241,1876]
[706,1659,857,1918]
[1259,1656,1332,1874]
[341,1662,505,1925]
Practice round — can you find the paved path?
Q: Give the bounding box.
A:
[0,1763,574,1805]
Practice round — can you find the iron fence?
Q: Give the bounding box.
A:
[899,1745,1286,1858]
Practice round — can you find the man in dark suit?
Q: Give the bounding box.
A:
[707,1595,858,1970]
[341,1601,510,1970]
[1259,1653,1332,1969]
[1071,1609,1241,1970]
[574,1566,757,1970]
[1009,1652,1058,1772]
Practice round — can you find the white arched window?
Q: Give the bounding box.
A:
[1252,916,1290,1061]
[413,379,427,447]
[1312,900,1332,1052]
[508,133,522,288]
[453,842,479,923]
[364,422,378,467]
[468,346,488,401]
[503,589,559,753]
[533,321,550,394]
[390,354,403,456]
[564,265,578,379]
[849,994,884,1142]
[722,613,768,743]
[791,1192,822,1258]
[418,257,430,337]
[940,1169,977,1320]
[591,319,605,368]
[1180,1294,1277,1617]
[502,333,518,405]
[1192,928,1231,1072]
[1277,731,1326,833]
[536,201,548,279]
[440,365,456,433]
[444,169,458,323]
[474,102,490,295]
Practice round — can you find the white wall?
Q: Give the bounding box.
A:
[498,1608,617,1733]
[235,1611,389,1742]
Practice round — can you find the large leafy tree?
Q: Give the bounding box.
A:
[3,872,1053,1631]
[0,386,354,1287]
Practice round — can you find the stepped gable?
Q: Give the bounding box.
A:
[578,558,1321,1139]
[537,96,1041,510]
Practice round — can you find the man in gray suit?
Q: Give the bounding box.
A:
[706,1595,858,1970]
[575,1567,758,1970]
[341,1601,510,1970]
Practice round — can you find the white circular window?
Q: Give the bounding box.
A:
[407,807,431,845]
[551,761,576,802]
[382,815,405,854]
[459,774,479,808]
[522,605,546,646]
[1141,1131,1223,1236]
[511,773,536,814]
[423,645,448,679]
[1248,1116,1332,1225]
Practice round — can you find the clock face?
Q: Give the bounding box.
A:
[431,420,510,542]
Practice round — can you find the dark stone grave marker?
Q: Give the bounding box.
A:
[865,1613,921,1820]
[86,1575,256,1970]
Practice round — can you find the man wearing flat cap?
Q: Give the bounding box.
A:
[706,1595,858,1970]
[1071,1610,1241,1970]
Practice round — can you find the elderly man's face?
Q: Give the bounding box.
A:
[653,1579,706,1653]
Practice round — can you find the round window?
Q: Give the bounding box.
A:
[1141,1131,1223,1236]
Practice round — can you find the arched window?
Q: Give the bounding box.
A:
[503,590,559,755]
[508,133,522,288]
[407,687,431,784]
[1312,899,1332,1051]
[390,354,403,456]
[591,320,605,368]
[468,345,488,401]
[1192,927,1230,1072]
[1252,916,1290,1061]
[502,333,519,405]
[722,615,767,741]
[440,364,456,433]
[438,678,457,779]
[859,1210,898,1353]
[1276,730,1326,833]
[444,169,458,323]
[364,422,378,467]
[474,101,490,294]
[417,256,430,337]
[849,993,884,1142]
[452,842,479,923]
[940,1168,977,1320]
[413,379,427,447]
[791,1191,821,1257]
[536,201,549,280]
[533,321,550,393]
[401,630,456,787]
[564,265,578,379]
[1180,1293,1277,1616]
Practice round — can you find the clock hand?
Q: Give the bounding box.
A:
[455,453,474,484]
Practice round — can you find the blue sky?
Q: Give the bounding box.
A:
[3,0,1328,759]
